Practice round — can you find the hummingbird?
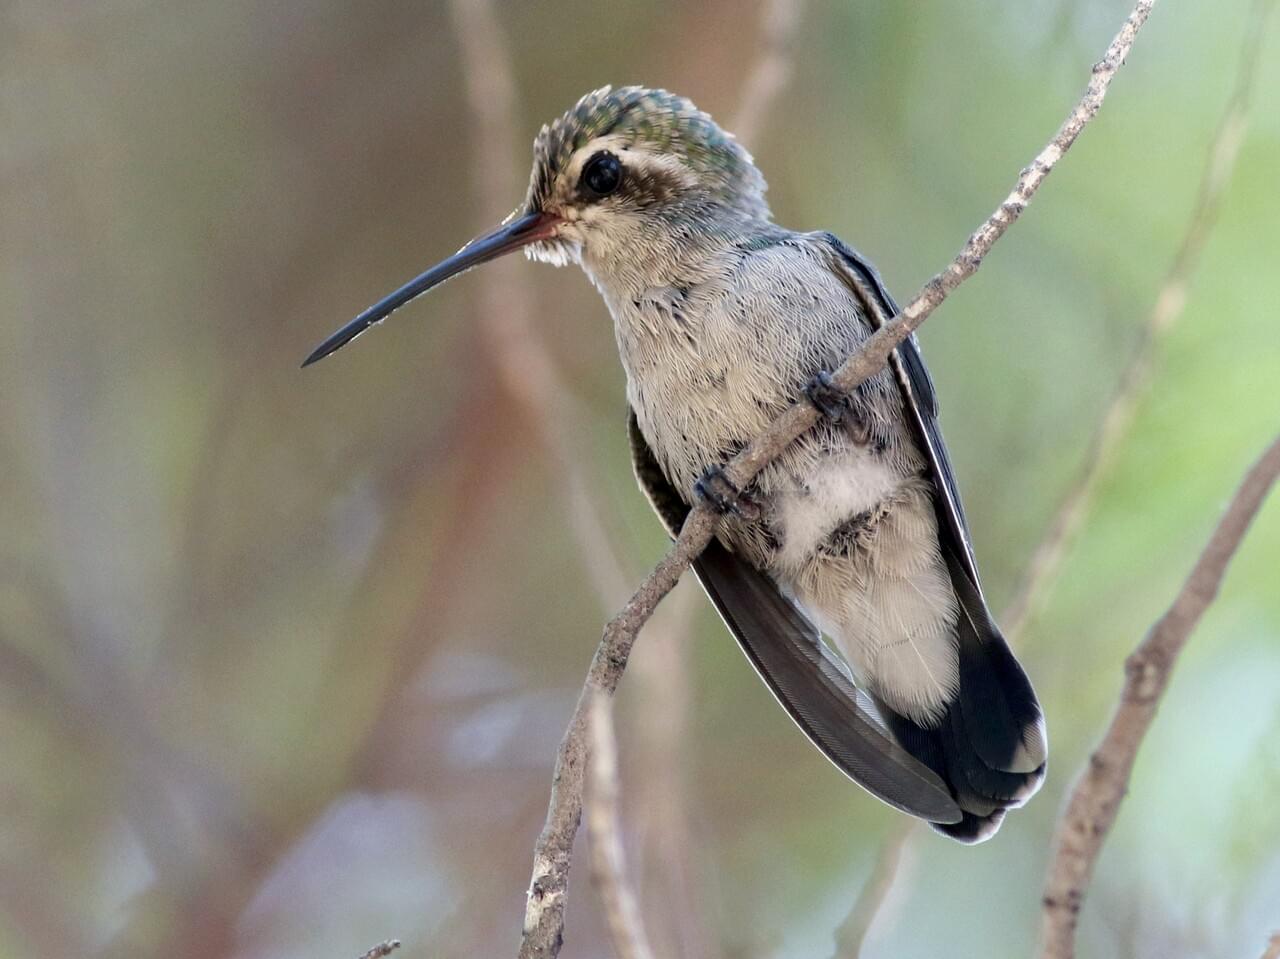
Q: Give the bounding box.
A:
[304,86,1047,842]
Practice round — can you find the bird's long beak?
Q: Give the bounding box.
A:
[301,210,560,367]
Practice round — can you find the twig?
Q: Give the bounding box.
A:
[586,694,656,959]
[1261,932,1280,959]
[1038,433,1280,959]
[1002,0,1277,644]
[830,821,914,958]
[732,0,806,145]
[517,3,1159,957]
[354,940,400,959]
[833,2,1275,945]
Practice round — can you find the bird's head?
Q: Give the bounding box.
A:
[520,86,770,270]
[302,86,769,366]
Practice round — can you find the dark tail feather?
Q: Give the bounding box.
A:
[878,549,1047,844]
[694,540,964,825]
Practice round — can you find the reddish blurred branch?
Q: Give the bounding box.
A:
[517,2,1157,957]
[1261,932,1280,959]
[450,0,633,611]
[1002,0,1278,644]
[1038,432,1280,959]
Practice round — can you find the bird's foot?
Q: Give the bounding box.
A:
[695,466,761,522]
[804,370,852,422]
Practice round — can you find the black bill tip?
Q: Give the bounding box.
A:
[301,210,557,369]
[301,322,365,368]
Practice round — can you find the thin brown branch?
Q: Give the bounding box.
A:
[1002,0,1276,643]
[354,941,400,959]
[450,0,633,610]
[1038,433,1280,959]
[517,3,1158,957]
[1260,932,1280,959]
[732,0,806,145]
[840,2,1274,933]
[830,821,915,958]
[586,694,656,959]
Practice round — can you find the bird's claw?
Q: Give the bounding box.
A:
[695,466,760,521]
[804,370,851,422]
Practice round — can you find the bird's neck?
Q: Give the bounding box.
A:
[583,216,788,462]
[579,208,771,302]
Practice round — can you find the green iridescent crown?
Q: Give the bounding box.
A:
[526,86,769,219]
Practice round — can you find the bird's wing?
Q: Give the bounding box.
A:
[823,234,983,592]
[627,409,962,823]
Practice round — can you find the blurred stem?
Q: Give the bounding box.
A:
[627,7,810,954]
[449,0,633,611]
[829,820,915,958]
[1001,0,1277,645]
[732,0,806,145]
[627,583,706,958]
[1038,431,1280,959]
[587,693,656,959]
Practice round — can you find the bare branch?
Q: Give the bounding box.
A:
[518,2,1159,956]
[354,941,400,959]
[1038,433,1280,959]
[587,694,656,959]
[1003,0,1278,643]
[732,0,806,145]
[830,821,915,958]
[835,3,1274,943]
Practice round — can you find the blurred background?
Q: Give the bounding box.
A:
[3,0,1279,957]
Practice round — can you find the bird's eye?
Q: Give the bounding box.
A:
[581,151,622,198]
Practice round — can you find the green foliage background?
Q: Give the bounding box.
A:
[2,1,1278,957]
